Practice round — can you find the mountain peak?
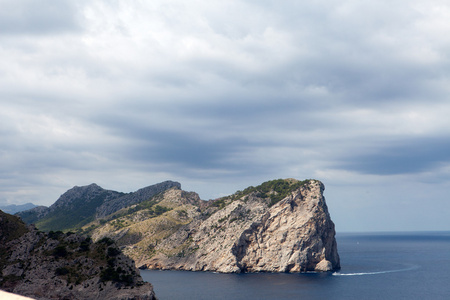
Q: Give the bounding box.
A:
[17,181,182,232]
[76,183,100,188]
[68,183,103,193]
[52,183,107,210]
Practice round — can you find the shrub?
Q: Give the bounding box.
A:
[100,266,120,282]
[53,245,68,258]
[48,231,64,240]
[100,266,133,286]
[212,199,226,209]
[79,237,91,252]
[154,205,170,216]
[218,217,227,223]
[55,267,69,276]
[107,247,121,257]
[97,237,115,246]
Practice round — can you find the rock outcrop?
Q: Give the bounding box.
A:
[91,179,340,273]
[0,210,156,300]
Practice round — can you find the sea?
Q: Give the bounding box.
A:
[140,231,450,299]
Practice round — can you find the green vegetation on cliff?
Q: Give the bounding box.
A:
[232,178,312,206]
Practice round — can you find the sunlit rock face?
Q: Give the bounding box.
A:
[120,179,340,273]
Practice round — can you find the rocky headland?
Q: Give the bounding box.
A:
[15,178,340,276]
[89,179,340,273]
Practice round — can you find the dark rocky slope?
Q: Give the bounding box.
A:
[0,210,156,300]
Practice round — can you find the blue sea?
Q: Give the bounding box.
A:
[140,232,450,299]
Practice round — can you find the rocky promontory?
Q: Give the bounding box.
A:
[90,179,340,273]
[13,178,340,277]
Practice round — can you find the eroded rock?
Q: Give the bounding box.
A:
[106,179,340,273]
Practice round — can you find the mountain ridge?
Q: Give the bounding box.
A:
[16,181,180,232]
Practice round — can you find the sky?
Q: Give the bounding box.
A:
[1,0,450,232]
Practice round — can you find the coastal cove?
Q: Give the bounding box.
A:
[141,231,450,300]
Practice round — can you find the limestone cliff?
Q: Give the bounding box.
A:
[91,179,340,273]
[0,210,156,300]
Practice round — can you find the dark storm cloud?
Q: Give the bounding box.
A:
[0,0,81,35]
[338,137,450,175]
[123,130,245,170]
[91,111,254,175]
[87,96,328,182]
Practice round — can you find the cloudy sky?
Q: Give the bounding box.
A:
[1,0,450,232]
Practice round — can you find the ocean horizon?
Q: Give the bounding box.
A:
[141,231,450,299]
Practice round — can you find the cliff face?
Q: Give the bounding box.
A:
[0,210,156,300]
[91,179,340,273]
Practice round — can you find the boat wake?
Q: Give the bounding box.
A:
[332,265,419,276]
